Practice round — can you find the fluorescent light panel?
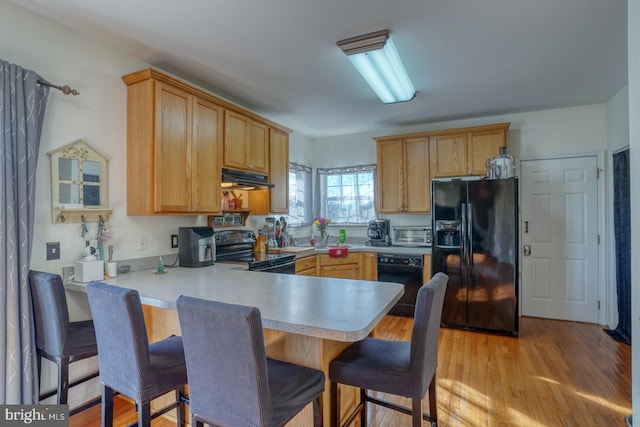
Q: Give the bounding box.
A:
[338,30,415,104]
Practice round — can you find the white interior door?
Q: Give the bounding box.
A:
[521,157,599,322]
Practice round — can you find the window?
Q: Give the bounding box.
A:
[288,162,313,225]
[315,165,376,224]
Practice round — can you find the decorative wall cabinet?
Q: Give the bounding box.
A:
[48,139,112,223]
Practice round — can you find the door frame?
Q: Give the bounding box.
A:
[518,151,607,325]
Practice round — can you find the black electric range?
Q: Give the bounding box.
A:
[215,229,295,273]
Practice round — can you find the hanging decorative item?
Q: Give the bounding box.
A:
[96,216,112,261]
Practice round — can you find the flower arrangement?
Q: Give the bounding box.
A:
[313,216,331,240]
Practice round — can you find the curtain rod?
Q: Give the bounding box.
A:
[37,79,79,96]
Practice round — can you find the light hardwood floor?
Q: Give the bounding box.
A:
[70,316,631,427]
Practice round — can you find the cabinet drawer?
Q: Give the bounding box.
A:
[295,256,317,273]
[318,252,360,266]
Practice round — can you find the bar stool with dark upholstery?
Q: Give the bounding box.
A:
[176,295,326,427]
[28,270,100,415]
[329,272,448,427]
[86,282,187,427]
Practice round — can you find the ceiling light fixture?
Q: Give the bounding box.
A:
[337,30,415,104]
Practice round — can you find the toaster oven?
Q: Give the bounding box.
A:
[391,226,433,247]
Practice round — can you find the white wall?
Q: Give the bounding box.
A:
[0,0,205,283]
[628,0,639,417]
[0,0,204,406]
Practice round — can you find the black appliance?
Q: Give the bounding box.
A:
[431,177,519,335]
[377,253,423,317]
[366,219,391,246]
[221,168,274,190]
[178,227,215,267]
[215,229,295,273]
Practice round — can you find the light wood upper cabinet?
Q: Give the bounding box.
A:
[404,137,431,213]
[192,97,224,212]
[154,82,191,212]
[376,137,430,213]
[429,124,509,178]
[429,132,469,177]
[249,121,269,174]
[467,128,506,175]
[224,110,269,174]
[377,139,404,213]
[124,68,291,217]
[123,71,223,215]
[269,128,289,213]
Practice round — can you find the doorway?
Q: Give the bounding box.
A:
[520,156,600,323]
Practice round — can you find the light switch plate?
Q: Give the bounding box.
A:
[46,242,60,260]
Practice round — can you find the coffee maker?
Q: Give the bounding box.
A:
[367,219,391,246]
[178,227,215,267]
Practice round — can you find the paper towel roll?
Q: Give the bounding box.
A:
[105,261,117,278]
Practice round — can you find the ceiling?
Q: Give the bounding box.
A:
[11,0,628,138]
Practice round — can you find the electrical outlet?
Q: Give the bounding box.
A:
[138,235,148,251]
[46,242,60,260]
[171,234,179,248]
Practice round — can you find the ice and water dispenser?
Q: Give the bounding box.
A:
[435,220,461,247]
[178,227,215,267]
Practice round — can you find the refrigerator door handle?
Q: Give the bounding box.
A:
[467,203,473,266]
[461,202,467,263]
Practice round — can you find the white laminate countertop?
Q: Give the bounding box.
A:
[66,263,404,343]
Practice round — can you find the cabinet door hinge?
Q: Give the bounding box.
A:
[598,300,601,310]
[597,235,601,245]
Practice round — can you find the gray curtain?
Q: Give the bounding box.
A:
[604,148,631,344]
[0,60,49,403]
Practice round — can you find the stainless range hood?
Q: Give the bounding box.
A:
[221,168,274,190]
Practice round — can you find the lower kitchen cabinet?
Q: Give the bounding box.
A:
[361,252,378,281]
[295,255,317,276]
[317,252,378,280]
[318,253,361,279]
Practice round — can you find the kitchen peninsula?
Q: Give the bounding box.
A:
[66,263,404,426]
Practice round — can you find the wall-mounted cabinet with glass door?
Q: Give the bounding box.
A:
[48,139,112,223]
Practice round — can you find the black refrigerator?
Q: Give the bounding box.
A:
[431,177,519,335]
